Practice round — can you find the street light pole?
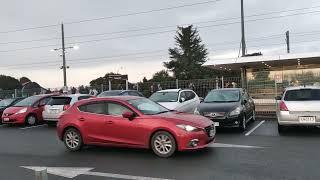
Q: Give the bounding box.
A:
[61,23,67,89]
[241,0,247,57]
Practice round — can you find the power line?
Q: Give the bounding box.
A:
[65,0,222,25]
[0,24,59,34]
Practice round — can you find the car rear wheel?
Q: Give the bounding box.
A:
[25,115,37,126]
[151,131,176,158]
[64,128,83,151]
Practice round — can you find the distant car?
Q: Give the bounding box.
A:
[2,94,56,126]
[276,86,320,133]
[194,88,255,131]
[98,90,144,97]
[42,94,93,125]
[149,89,200,113]
[57,96,215,158]
[0,97,25,120]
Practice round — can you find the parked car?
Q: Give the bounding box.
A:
[149,89,200,113]
[276,86,320,133]
[43,94,93,125]
[2,94,56,126]
[194,88,255,131]
[98,90,144,97]
[57,96,215,158]
[0,97,25,120]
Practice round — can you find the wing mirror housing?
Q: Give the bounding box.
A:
[179,97,186,103]
[199,97,204,103]
[122,111,135,120]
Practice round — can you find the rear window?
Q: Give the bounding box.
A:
[284,89,320,101]
[47,97,72,105]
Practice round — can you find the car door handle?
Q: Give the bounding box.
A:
[78,117,85,121]
[106,121,114,124]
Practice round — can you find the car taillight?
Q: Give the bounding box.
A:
[63,105,70,111]
[279,101,289,111]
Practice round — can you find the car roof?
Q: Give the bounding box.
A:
[96,96,143,101]
[52,94,91,98]
[285,86,320,91]
[156,89,181,93]
[211,88,242,91]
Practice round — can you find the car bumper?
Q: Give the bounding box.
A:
[207,116,242,128]
[2,114,26,124]
[43,112,60,122]
[177,128,216,151]
[277,111,320,126]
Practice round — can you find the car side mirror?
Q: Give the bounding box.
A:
[179,97,186,103]
[122,111,135,120]
[199,97,204,103]
[275,96,282,100]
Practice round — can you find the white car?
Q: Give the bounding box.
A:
[149,89,200,113]
[43,94,93,125]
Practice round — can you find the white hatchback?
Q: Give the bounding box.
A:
[149,89,200,113]
[43,94,93,124]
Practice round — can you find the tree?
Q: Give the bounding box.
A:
[149,70,175,82]
[0,75,21,90]
[19,77,31,85]
[164,25,208,80]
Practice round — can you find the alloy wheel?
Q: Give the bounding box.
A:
[26,116,36,126]
[151,131,176,158]
[64,129,83,151]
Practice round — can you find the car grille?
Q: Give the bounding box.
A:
[203,112,226,119]
[204,124,215,137]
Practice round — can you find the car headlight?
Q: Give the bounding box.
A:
[176,124,200,132]
[15,108,28,115]
[194,107,200,115]
[229,106,242,116]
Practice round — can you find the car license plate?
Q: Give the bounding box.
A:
[209,129,214,137]
[214,122,219,127]
[3,118,9,122]
[299,116,316,123]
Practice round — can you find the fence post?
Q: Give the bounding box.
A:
[108,80,112,91]
[176,79,179,89]
[35,168,48,180]
[101,84,104,92]
[126,80,129,90]
[215,77,219,89]
[136,83,139,91]
[221,76,224,89]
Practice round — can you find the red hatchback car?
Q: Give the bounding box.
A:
[57,96,216,157]
[2,94,56,125]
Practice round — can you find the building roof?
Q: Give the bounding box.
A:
[204,52,320,70]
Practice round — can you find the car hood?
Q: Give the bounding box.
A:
[157,102,179,110]
[155,111,212,128]
[198,102,240,113]
[3,106,28,114]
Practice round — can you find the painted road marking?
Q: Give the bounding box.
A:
[245,120,266,136]
[21,166,174,180]
[20,124,47,130]
[209,143,262,149]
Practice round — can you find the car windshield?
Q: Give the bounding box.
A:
[284,89,320,101]
[149,92,178,102]
[0,99,15,107]
[204,90,240,103]
[47,97,72,105]
[128,98,169,115]
[13,96,42,107]
[98,91,122,97]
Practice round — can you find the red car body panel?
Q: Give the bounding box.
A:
[57,96,215,151]
[2,94,56,124]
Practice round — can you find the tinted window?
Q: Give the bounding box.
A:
[78,96,92,101]
[107,102,132,116]
[179,91,187,101]
[128,91,140,96]
[48,97,72,105]
[14,96,42,107]
[79,102,106,114]
[185,91,196,101]
[284,89,320,101]
[150,92,178,102]
[39,97,51,106]
[128,98,169,115]
[204,90,240,103]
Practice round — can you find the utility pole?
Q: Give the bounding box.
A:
[241,0,247,57]
[286,30,290,53]
[61,23,67,89]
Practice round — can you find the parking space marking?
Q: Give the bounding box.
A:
[245,120,265,136]
[209,143,262,149]
[20,124,47,130]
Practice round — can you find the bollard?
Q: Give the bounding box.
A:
[35,168,48,180]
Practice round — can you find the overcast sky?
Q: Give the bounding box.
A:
[0,0,320,88]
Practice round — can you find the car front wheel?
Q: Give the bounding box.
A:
[63,128,83,151]
[25,115,37,126]
[151,131,176,158]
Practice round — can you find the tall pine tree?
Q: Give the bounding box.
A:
[164,25,208,80]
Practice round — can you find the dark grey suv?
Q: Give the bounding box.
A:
[195,88,255,131]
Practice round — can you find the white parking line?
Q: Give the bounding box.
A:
[20,124,47,130]
[209,143,262,149]
[245,120,266,136]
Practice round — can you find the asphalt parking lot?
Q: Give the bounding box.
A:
[0,119,320,180]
